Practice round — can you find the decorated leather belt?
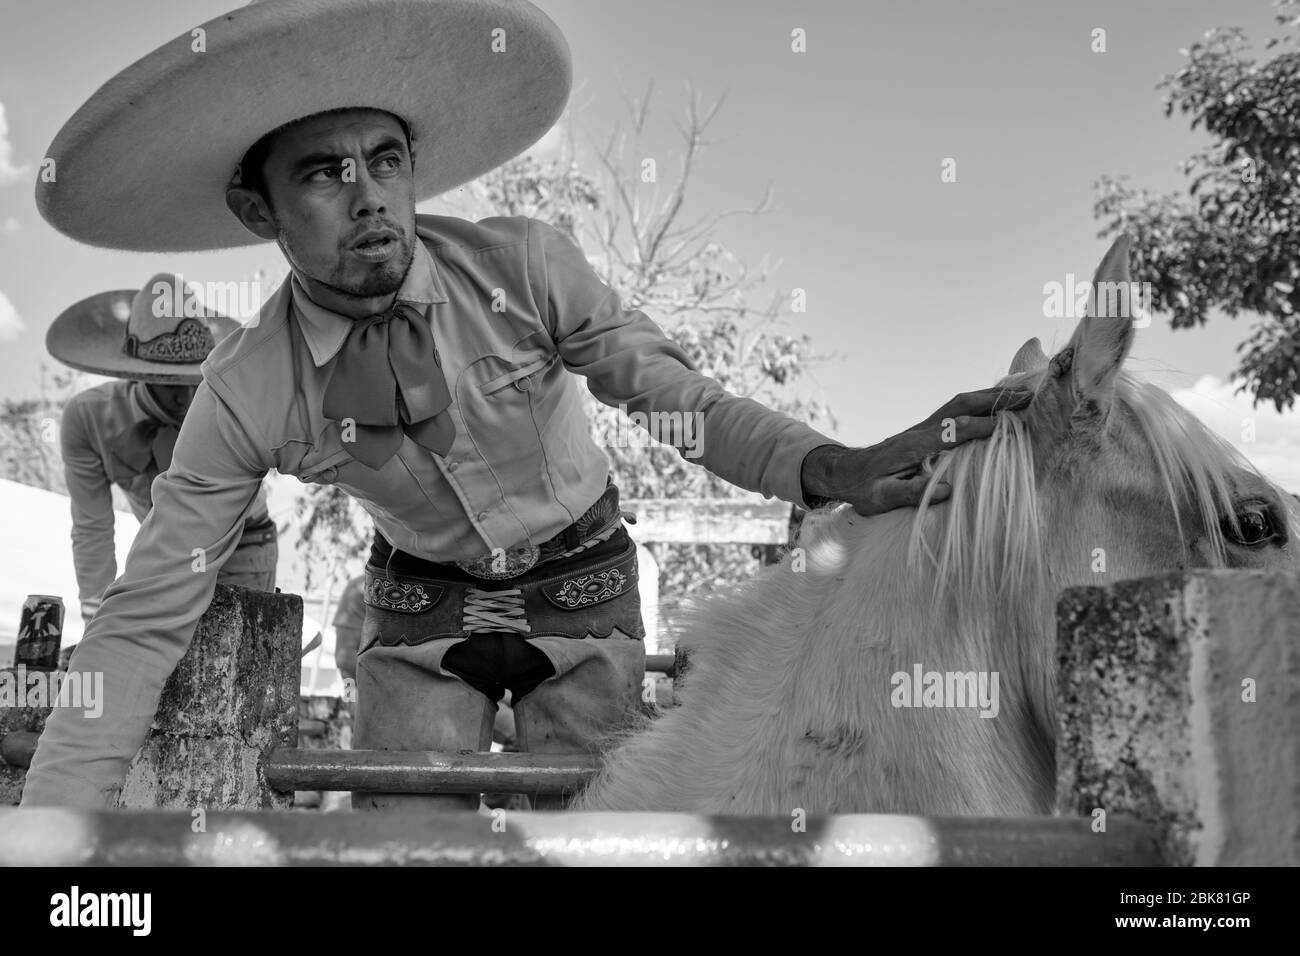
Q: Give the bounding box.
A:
[453,482,626,581]
[363,530,642,642]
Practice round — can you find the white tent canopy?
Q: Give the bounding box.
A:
[0,478,138,660]
[0,478,328,696]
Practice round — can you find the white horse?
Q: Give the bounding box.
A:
[576,237,1300,816]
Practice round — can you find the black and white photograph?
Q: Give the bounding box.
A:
[0,0,1295,923]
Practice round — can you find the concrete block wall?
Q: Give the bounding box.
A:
[1056,570,1300,866]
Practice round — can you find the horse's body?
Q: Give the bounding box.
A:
[575,238,1300,816]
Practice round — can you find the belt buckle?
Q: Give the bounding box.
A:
[455,543,540,580]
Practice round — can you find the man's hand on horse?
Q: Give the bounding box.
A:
[800,386,1034,516]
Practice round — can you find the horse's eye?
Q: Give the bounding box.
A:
[1222,504,1279,547]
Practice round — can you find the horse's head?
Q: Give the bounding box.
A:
[907,237,1298,632]
[884,236,1300,813]
[985,236,1299,593]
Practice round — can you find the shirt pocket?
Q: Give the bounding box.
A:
[293,420,366,485]
[476,350,557,397]
[298,448,355,484]
[457,351,558,487]
[291,424,377,500]
[295,433,455,528]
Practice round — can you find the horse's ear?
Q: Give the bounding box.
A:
[1057,235,1137,424]
[1008,338,1048,375]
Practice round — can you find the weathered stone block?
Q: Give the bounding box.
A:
[0,674,50,805]
[1056,570,1300,866]
[115,584,302,809]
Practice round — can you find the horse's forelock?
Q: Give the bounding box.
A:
[905,410,1045,619]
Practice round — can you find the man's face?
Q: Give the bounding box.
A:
[148,384,198,420]
[257,110,417,303]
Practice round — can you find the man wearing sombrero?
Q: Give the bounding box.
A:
[48,274,279,626]
[22,0,1028,809]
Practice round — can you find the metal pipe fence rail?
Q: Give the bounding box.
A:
[644,653,675,674]
[266,749,598,795]
[0,808,1164,867]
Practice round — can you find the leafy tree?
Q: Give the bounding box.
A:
[1094,0,1300,410]
[0,363,86,494]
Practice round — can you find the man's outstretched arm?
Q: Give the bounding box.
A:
[529,217,832,509]
[22,381,271,808]
[528,217,1031,514]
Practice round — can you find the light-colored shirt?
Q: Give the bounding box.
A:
[60,380,271,621]
[22,213,835,807]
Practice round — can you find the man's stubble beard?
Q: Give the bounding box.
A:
[277,226,415,302]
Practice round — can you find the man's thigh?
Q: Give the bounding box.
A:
[514,629,646,755]
[351,606,495,812]
[512,628,645,810]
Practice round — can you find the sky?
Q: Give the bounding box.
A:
[0,0,1297,490]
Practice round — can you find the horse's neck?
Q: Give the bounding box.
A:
[828,507,1054,665]
[819,509,1058,811]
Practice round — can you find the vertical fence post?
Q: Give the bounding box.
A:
[1055,570,1300,866]
[112,583,302,809]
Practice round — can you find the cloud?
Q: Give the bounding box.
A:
[1171,375,1300,493]
[0,288,24,340]
[0,102,30,185]
[1,217,19,234]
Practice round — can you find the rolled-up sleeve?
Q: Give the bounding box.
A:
[527,217,835,509]
[60,398,118,620]
[21,381,270,808]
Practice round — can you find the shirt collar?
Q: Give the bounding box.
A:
[127,380,182,428]
[290,238,448,368]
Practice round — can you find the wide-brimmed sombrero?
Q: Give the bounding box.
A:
[46,274,242,384]
[35,0,571,252]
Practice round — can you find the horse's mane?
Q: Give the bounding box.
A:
[898,372,1255,620]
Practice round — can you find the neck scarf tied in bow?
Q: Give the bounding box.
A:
[108,384,181,497]
[321,301,456,469]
